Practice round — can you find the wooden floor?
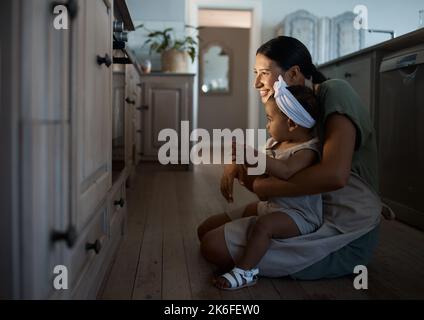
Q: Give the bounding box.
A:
[99,163,424,300]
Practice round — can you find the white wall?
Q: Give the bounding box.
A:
[126,0,185,21]
[261,0,424,49]
[126,0,188,71]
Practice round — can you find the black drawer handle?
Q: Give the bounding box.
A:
[344,72,352,78]
[125,97,136,105]
[86,239,102,254]
[137,105,149,111]
[51,226,77,248]
[114,198,125,208]
[97,54,112,67]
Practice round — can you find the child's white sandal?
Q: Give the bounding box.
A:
[218,267,259,290]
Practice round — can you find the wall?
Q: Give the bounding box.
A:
[126,0,185,21]
[126,0,189,71]
[198,27,250,133]
[126,0,424,130]
[261,0,424,49]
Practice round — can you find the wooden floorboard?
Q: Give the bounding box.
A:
[161,172,192,300]
[100,163,424,300]
[131,173,164,299]
[99,169,153,299]
[175,170,222,300]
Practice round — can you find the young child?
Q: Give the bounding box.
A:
[215,75,323,290]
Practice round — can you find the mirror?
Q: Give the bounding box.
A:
[201,44,230,94]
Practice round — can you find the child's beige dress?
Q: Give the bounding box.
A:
[255,137,323,235]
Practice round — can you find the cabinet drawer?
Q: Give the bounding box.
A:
[67,204,108,289]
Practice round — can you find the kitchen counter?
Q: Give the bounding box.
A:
[318,28,424,68]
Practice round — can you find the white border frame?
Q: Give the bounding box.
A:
[187,0,262,136]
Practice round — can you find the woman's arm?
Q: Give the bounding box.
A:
[253,114,356,198]
[265,149,318,180]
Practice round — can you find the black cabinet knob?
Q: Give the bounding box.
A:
[344,72,352,78]
[97,54,112,67]
[125,97,136,105]
[51,226,77,248]
[114,198,125,208]
[86,239,102,254]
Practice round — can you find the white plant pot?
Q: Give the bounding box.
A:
[161,49,188,73]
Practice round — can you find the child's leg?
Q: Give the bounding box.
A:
[237,212,300,270]
[215,212,300,289]
[198,201,260,241]
[197,213,231,241]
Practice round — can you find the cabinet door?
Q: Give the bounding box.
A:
[142,79,190,157]
[319,64,339,80]
[134,83,143,164]
[73,0,112,230]
[112,71,126,165]
[125,65,136,168]
[379,63,424,229]
[337,56,373,118]
[12,0,72,299]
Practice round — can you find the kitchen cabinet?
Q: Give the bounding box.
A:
[0,0,135,299]
[319,52,380,130]
[0,0,74,300]
[125,65,142,171]
[111,60,142,185]
[378,46,424,230]
[317,28,424,230]
[139,74,195,160]
[73,0,113,232]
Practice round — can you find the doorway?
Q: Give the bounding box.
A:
[187,0,262,142]
[198,9,251,133]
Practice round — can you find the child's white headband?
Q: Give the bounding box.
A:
[273,75,316,128]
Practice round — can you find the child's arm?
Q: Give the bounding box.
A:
[237,165,268,193]
[266,149,319,180]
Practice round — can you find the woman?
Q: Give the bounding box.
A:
[197,36,382,283]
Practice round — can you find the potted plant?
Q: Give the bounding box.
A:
[137,24,199,73]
